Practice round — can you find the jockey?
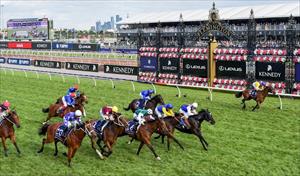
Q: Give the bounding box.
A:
[133,108,154,125]
[253,81,266,91]
[139,89,155,106]
[97,106,119,134]
[66,84,79,96]
[63,110,82,134]
[251,81,267,97]
[155,104,174,118]
[57,93,77,113]
[0,100,11,120]
[179,102,198,129]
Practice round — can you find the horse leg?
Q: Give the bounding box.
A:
[67,147,74,167]
[165,132,184,150]
[145,142,160,160]
[242,99,246,109]
[136,142,144,155]
[193,129,208,151]
[161,135,165,144]
[10,135,21,155]
[128,137,134,144]
[1,137,8,157]
[167,137,171,151]
[37,138,46,153]
[252,102,259,111]
[54,140,59,156]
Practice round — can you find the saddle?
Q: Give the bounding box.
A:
[250,90,257,98]
[136,99,145,109]
[93,120,107,139]
[126,120,138,136]
[55,124,73,144]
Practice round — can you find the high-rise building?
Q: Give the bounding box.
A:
[116,15,122,23]
[96,21,101,32]
[110,16,115,30]
[90,26,96,32]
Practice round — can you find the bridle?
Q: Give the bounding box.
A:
[2,113,18,127]
[113,115,128,127]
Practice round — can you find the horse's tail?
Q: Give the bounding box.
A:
[123,104,131,111]
[235,91,243,98]
[38,123,50,136]
[42,107,49,113]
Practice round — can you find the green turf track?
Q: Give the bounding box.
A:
[0,70,299,176]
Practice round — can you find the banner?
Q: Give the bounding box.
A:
[183,59,207,77]
[159,58,180,74]
[7,58,31,66]
[104,65,138,75]
[295,63,300,82]
[116,48,138,54]
[140,57,157,72]
[73,44,97,51]
[66,62,98,72]
[0,57,5,63]
[32,42,51,49]
[216,61,246,78]
[52,43,73,50]
[255,62,285,81]
[8,42,32,49]
[0,41,7,48]
[34,60,61,69]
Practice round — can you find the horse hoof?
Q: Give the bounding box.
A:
[63,152,67,157]
[37,150,42,153]
[127,141,131,145]
[42,122,46,125]
[156,157,161,161]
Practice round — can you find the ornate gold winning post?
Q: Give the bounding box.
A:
[208,37,218,87]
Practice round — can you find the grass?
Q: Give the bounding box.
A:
[0,70,299,176]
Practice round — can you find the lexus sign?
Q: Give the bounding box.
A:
[255,62,285,81]
[216,61,246,78]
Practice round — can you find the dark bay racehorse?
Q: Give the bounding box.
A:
[129,115,184,160]
[42,93,88,123]
[235,86,274,111]
[124,94,165,113]
[90,113,128,159]
[155,109,215,151]
[37,120,96,167]
[0,110,21,156]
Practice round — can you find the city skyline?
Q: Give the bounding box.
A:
[0,0,298,30]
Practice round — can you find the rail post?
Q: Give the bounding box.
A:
[131,81,136,92]
[35,71,39,79]
[48,73,52,81]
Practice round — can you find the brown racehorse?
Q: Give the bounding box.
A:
[0,110,21,156]
[155,110,215,151]
[37,120,96,167]
[90,113,128,159]
[129,115,184,160]
[42,93,88,123]
[235,86,275,111]
[123,94,165,113]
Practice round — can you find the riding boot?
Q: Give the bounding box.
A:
[57,106,64,114]
[184,118,191,129]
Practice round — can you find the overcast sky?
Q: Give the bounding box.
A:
[0,0,298,30]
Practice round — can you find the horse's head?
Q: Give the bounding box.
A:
[6,109,21,128]
[76,93,88,104]
[152,94,165,105]
[265,86,275,95]
[198,109,215,125]
[83,120,98,138]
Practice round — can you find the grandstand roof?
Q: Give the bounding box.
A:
[119,3,300,24]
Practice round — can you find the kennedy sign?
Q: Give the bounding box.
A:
[216,61,246,78]
[34,60,61,69]
[32,42,51,49]
[104,65,138,75]
[255,62,285,81]
[7,58,31,66]
[183,59,207,77]
[66,62,98,72]
[159,58,180,74]
[140,57,157,72]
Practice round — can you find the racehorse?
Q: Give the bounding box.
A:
[123,94,165,113]
[90,113,128,159]
[155,109,215,151]
[235,86,275,111]
[0,110,21,156]
[37,120,96,167]
[42,93,88,123]
[129,115,184,160]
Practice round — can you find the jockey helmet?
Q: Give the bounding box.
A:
[112,106,118,113]
[75,110,82,117]
[192,102,198,108]
[165,104,173,109]
[147,109,153,114]
[260,81,266,87]
[148,89,154,94]
[102,106,112,115]
[3,100,10,108]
